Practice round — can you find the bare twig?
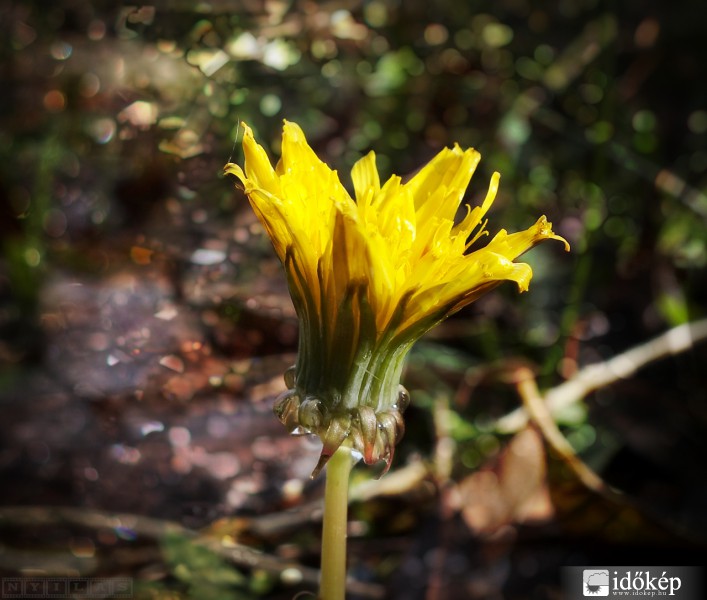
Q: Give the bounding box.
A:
[497,318,707,433]
[512,368,610,495]
[510,367,707,545]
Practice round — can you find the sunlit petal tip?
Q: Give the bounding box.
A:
[237,122,258,154]
[509,262,534,292]
[223,162,246,183]
[515,276,531,293]
[351,151,381,200]
[239,120,253,136]
[535,215,571,251]
[463,147,482,167]
[481,171,501,213]
[282,119,306,140]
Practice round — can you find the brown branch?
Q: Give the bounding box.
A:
[511,368,610,496]
[497,318,707,434]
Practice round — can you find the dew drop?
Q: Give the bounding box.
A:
[395,385,411,413]
[299,397,323,431]
[283,365,296,388]
[290,426,312,436]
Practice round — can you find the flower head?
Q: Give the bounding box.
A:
[225,121,568,476]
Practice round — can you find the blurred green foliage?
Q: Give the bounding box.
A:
[153,533,273,600]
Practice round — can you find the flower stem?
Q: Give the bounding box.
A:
[319,445,356,600]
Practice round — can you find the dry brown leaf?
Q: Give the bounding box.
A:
[458,427,554,536]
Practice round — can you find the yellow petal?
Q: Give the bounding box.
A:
[405,145,480,219]
[224,162,246,184]
[486,216,571,260]
[239,123,280,194]
[351,151,381,203]
[455,171,500,250]
[408,147,482,256]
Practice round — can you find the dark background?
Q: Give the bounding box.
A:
[1,1,706,598]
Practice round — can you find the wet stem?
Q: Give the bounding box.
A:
[319,445,356,600]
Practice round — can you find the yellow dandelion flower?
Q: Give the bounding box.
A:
[225,120,568,476]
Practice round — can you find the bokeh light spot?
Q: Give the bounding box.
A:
[364,1,387,27]
[482,23,513,48]
[424,24,449,46]
[43,89,66,112]
[24,247,41,267]
[259,93,282,117]
[50,41,72,60]
[87,19,106,41]
[687,110,707,134]
[634,17,660,48]
[118,101,158,128]
[79,72,101,98]
[632,109,656,132]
